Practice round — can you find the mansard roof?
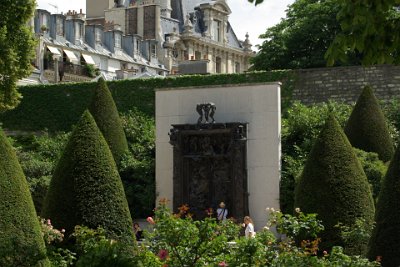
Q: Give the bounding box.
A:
[169,0,243,50]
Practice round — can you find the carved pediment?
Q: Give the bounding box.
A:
[213,1,231,15]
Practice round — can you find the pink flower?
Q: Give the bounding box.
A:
[147,216,155,225]
[61,229,65,233]
[218,261,228,267]
[158,249,168,260]
[46,219,51,225]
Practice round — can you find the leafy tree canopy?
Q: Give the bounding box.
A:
[0,0,36,111]
[251,0,359,70]
[325,0,400,66]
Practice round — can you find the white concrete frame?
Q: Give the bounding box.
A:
[155,82,281,230]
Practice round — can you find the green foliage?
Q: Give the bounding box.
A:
[89,78,129,163]
[294,115,375,252]
[251,0,360,71]
[119,109,155,218]
[225,207,378,266]
[267,208,324,241]
[39,217,76,267]
[382,98,400,145]
[281,102,353,213]
[41,111,134,246]
[345,86,394,162]
[145,200,240,267]
[12,133,69,214]
[73,226,161,267]
[326,0,400,66]
[368,142,400,266]
[0,71,293,132]
[354,149,387,202]
[84,64,99,78]
[0,128,49,266]
[0,0,36,111]
[336,218,374,257]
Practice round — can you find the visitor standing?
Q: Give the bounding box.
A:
[216,202,228,222]
[243,216,256,238]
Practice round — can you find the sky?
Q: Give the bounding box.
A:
[36,0,295,48]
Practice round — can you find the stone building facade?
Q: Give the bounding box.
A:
[85,0,254,75]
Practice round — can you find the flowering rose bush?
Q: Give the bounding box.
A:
[144,199,240,267]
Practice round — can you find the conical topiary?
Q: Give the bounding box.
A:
[345,85,394,162]
[42,110,134,245]
[88,78,128,163]
[294,115,375,252]
[0,128,49,266]
[368,144,400,266]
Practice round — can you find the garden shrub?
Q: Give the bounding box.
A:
[294,115,375,253]
[345,85,394,162]
[368,142,400,266]
[12,133,69,214]
[146,200,240,267]
[354,148,387,202]
[0,128,49,266]
[41,111,134,246]
[119,109,155,218]
[281,102,352,213]
[89,78,129,164]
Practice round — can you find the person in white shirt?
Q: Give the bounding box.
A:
[216,202,228,222]
[243,216,256,238]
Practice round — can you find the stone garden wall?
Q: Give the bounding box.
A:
[293,65,400,104]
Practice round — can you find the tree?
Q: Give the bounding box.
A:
[42,110,134,245]
[368,143,400,266]
[0,128,49,266]
[294,115,375,252]
[345,86,394,162]
[251,0,359,70]
[325,0,400,66]
[89,78,129,164]
[0,0,36,111]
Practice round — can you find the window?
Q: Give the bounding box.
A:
[41,14,48,28]
[56,17,64,36]
[215,57,221,73]
[95,29,102,42]
[235,62,240,73]
[136,40,140,54]
[195,51,201,60]
[212,20,221,42]
[115,34,121,48]
[151,44,156,58]
[76,23,84,39]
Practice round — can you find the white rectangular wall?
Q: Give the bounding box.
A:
[155,83,281,230]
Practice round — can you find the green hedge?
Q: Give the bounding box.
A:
[0,71,294,132]
[42,111,134,245]
[89,78,129,164]
[0,128,49,266]
[294,115,375,253]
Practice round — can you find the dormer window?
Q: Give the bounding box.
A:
[95,28,102,42]
[41,14,48,29]
[56,17,64,36]
[212,20,221,42]
[136,40,140,54]
[76,23,84,40]
[151,44,156,58]
[115,34,121,48]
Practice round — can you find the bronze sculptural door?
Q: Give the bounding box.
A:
[169,104,248,220]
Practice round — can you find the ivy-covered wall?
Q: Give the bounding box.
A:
[0,71,295,132]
